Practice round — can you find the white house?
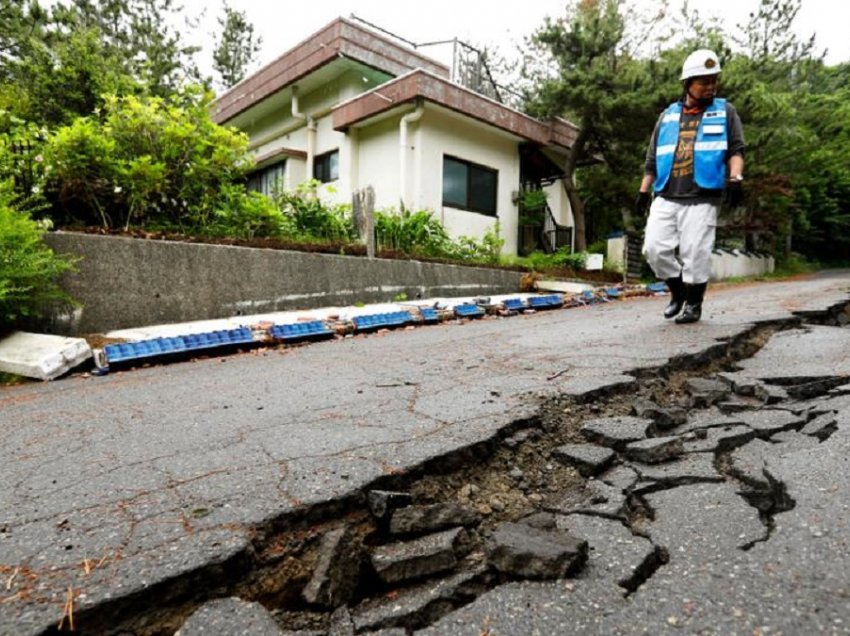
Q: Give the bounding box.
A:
[213,17,581,257]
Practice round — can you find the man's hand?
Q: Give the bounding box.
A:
[722,178,744,207]
[634,191,651,218]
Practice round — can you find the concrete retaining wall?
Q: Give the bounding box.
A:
[606,237,775,281]
[710,248,775,281]
[44,232,523,335]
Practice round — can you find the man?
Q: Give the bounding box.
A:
[635,49,745,324]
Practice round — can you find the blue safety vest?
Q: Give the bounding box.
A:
[654,97,728,193]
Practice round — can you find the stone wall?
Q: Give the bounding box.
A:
[44,232,523,335]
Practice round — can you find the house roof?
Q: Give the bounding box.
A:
[332,69,579,151]
[213,17,450,124]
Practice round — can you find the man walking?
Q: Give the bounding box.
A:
[635,49,746,323]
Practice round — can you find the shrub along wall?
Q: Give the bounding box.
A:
[43,232,523,335]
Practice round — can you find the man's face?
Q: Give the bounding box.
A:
[688,75,718,101]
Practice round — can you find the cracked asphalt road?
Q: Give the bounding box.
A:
[1,271,849,634]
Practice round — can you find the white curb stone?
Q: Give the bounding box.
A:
[0,331,92,380]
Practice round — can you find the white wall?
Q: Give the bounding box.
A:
[418,108,521,255]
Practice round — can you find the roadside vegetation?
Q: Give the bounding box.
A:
[1,0,847,333]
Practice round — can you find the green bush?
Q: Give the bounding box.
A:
[374,207,453,257]
[206,184,289,239]
[451,222,505,264]
[273,180,356,242]
[42,87,254,230]
[0,184,75,331]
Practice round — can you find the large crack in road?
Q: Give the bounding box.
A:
[44,299,848,635]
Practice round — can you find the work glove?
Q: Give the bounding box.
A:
[634,191,651,219]
[722,178,744,207]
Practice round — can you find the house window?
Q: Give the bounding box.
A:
[247,160,286,197]
[442,155,498,215]
[313,150,339,183]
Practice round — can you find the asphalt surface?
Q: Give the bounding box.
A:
[1,271,849,634]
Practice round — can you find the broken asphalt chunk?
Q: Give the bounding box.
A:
[302,525,362,608]
[367,490,413,521]
[352,566,488,633]
[631,453,723,489]
[623,436,684,464]
[486,522,587,580]
[801,412,839,441]
[555,514,659,592]
[551,443,616,477]
[388,503,481,536]
[176,597,284,636]
[580,416,653,450]
[631,398,687,431]
[370,527,466,584]
[738,409,805,436]
[683,424,756,453]
[686,377,731,408]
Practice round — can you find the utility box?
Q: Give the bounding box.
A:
[585,253,604,270]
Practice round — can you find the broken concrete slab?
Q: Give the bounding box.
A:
[176,597,283,636]
[643,481,766,553]
[725,439,775,490]
[632,398,687,431]
[555,514,658,591]
[769,429,821,449]
[800,412,839,441]
[754,382,789,404]
[580,416,652,450]
[388,503,480,536]
[547,479,627,519]
[302,525,362,608]
[631,453,723,488]
[328,606,355,636]
[683,424,757,453]
[716,395,763,414]
[738,409,805,436]
[675,407,745,435]
[715,371,759,396]
[551,443,616,477]
[735,325,850,381]
[598,465,639,492]
[486,522,587,580]
[0,331,91,380]
[352,566,488,633]
[623,436,684,464]
[367,490,413,521]
[686,377,731,408]
[370,527,466,584]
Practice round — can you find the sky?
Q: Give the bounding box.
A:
[182,0,850,85]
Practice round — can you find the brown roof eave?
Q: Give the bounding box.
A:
[213,17,450,125]
[332,70,578,149]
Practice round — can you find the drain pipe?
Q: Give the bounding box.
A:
[291,86,316,180]
[399,101,424,209]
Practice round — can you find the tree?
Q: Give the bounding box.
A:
[521,0,668,250]
[1,0,204,127]
[211,1,262,91]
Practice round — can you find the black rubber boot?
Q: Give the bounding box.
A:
[676,282,707,324]
[663,277,685,319]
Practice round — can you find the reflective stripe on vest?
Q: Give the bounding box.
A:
[654,97,728,193]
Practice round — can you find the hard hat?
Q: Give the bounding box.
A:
[680,49,721,81]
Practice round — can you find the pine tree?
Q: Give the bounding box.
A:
[212,1,262,92]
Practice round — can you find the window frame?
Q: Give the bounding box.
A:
[246,159,287,197]
[441,154,499,216]
[313,149,340,184]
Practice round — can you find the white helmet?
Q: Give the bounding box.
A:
[680,49,721,81]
